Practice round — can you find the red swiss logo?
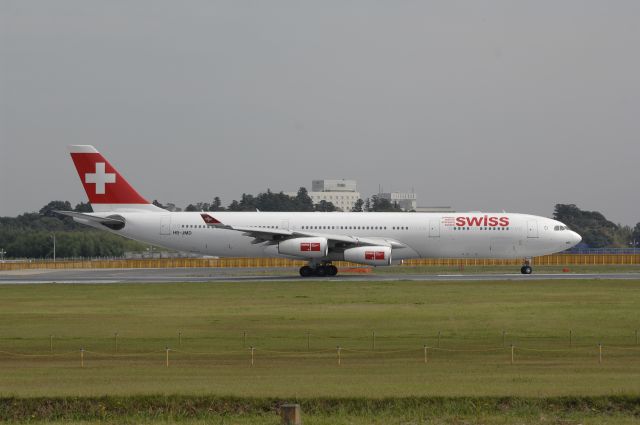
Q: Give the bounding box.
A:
[443,215,510,227]
[201,214,221,225]
[300,242,321,252]
[365,251,385,260]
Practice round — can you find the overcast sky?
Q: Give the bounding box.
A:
[1,1,639,225]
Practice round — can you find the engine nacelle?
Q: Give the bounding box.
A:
[343,246,392,266]
[278,237,328,259]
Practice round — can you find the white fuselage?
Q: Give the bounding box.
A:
[84,211,581,262]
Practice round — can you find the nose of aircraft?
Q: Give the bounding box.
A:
[570,231,582,247]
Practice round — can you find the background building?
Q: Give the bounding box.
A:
[287,179,361,211]
[312,179,358,193]
[378,192,418,211]
[414,206,455,213]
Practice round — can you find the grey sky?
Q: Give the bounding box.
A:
[1,1,639,225]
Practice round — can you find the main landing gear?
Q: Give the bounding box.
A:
[520,258,533,275]
[299,262,338,277]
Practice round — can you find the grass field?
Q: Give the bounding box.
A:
[1,278,640,423]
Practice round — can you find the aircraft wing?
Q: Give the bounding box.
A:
[201,214,406,248]
[291,231,407,249]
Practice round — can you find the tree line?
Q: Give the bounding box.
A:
[0,201,146,259]
[553,204,640,248]
[0,190,403,259]
[157,188,403,213]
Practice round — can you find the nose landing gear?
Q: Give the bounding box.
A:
[520,258,533,274]
[299,262,338,277]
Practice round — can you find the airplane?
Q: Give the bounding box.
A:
[57,145,582,277]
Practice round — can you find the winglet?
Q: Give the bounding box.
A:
[201,213,222,225]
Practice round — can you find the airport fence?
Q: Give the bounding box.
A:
[565,247,640,254]
[0,254,639,271]
[1,330,639,368]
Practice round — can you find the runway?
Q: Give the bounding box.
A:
[1,268,640,284]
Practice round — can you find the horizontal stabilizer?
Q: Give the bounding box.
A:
[54,210,126,230]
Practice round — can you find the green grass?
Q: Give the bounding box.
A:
[1,279,639,423]
[2,395,640,424]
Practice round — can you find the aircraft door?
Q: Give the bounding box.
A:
[280,219,289,231]
[160,215,171,235]
[527,220,539,238]
[429,219,440,237]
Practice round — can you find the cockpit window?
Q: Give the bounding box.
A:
[554,225,569,231]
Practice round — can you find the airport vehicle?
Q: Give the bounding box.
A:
[58,145,581,276]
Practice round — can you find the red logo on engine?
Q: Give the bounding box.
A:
[454,215,509,227]
[301,242,321,252]
[365,251,385,260]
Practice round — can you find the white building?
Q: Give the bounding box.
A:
[378,192,418,211]
[312,179,357,193]
[414,206,455,213]
[287,179,361,211]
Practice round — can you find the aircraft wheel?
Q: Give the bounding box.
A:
[327,265,338,276]
[315,266,327,277]
[300,266,314,277]
[520,266,532,275]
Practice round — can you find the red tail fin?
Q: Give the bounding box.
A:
[68,145,160,212]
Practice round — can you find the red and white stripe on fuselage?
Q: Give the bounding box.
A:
[68,145,162,213]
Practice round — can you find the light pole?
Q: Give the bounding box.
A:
[51,233,56,262]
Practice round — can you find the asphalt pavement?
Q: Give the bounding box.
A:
[1,267,639,284]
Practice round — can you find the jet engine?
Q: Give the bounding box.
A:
[278,237,328,258]
[343,246,392,266]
